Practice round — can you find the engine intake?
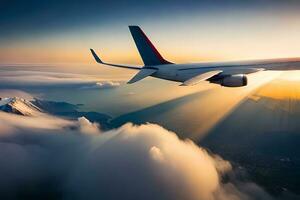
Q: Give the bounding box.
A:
[221,74,247,87]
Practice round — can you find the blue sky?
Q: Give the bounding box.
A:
[1,0,300,63]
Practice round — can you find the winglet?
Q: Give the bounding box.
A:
[90,49,103,63]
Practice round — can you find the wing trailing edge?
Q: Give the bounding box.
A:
[181,70,222,86]
[127,68,157,84]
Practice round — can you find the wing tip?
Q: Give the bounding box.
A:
[90,49,103,63]
[128,25,140,29]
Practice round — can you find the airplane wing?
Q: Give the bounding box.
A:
[181,70,222,86]
[90,49,141,70]
[91,48,158,84]
[90,25,282,87]
[127,68,157,84]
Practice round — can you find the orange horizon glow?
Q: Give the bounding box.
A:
[1,46,300,65]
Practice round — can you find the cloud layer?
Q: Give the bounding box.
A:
[0,69,124,89]
[0,110,272,200]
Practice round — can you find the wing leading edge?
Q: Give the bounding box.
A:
[90,49,141,70]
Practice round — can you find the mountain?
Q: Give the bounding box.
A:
[32,98,79,113]
[0,97,113,129]
[31,99,112,130]
[0,97,42,116]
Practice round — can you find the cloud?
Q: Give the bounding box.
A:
[0,111,74,131]
[0,112,273,200]
[80,81,121,89]
[0,89,34,100]
[67,123,221,200]
[0,70,92,85]
[77,116,101,134]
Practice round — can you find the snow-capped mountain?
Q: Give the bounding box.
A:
[0,97,43,116]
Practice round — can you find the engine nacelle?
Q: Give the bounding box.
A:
[221,74,247,87]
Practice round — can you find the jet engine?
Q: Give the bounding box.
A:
[221,74,247,87]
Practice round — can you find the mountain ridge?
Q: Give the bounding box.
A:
[0,97,43,116]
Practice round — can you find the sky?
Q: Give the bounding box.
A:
[1,0,300,64]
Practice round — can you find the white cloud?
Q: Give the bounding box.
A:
[95,81,121,88]
[0,113,274,200]
[80,81,121,89]
[77,117,101,135]
[0,111,74,131]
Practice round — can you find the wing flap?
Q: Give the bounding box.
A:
[182,70,222,86]
[127,68,157,84]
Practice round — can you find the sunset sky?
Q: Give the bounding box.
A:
[1,0,300,64]
[2,1,300,199]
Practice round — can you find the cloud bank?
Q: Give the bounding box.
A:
[0,70,123,89]
[0,111,272,200]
